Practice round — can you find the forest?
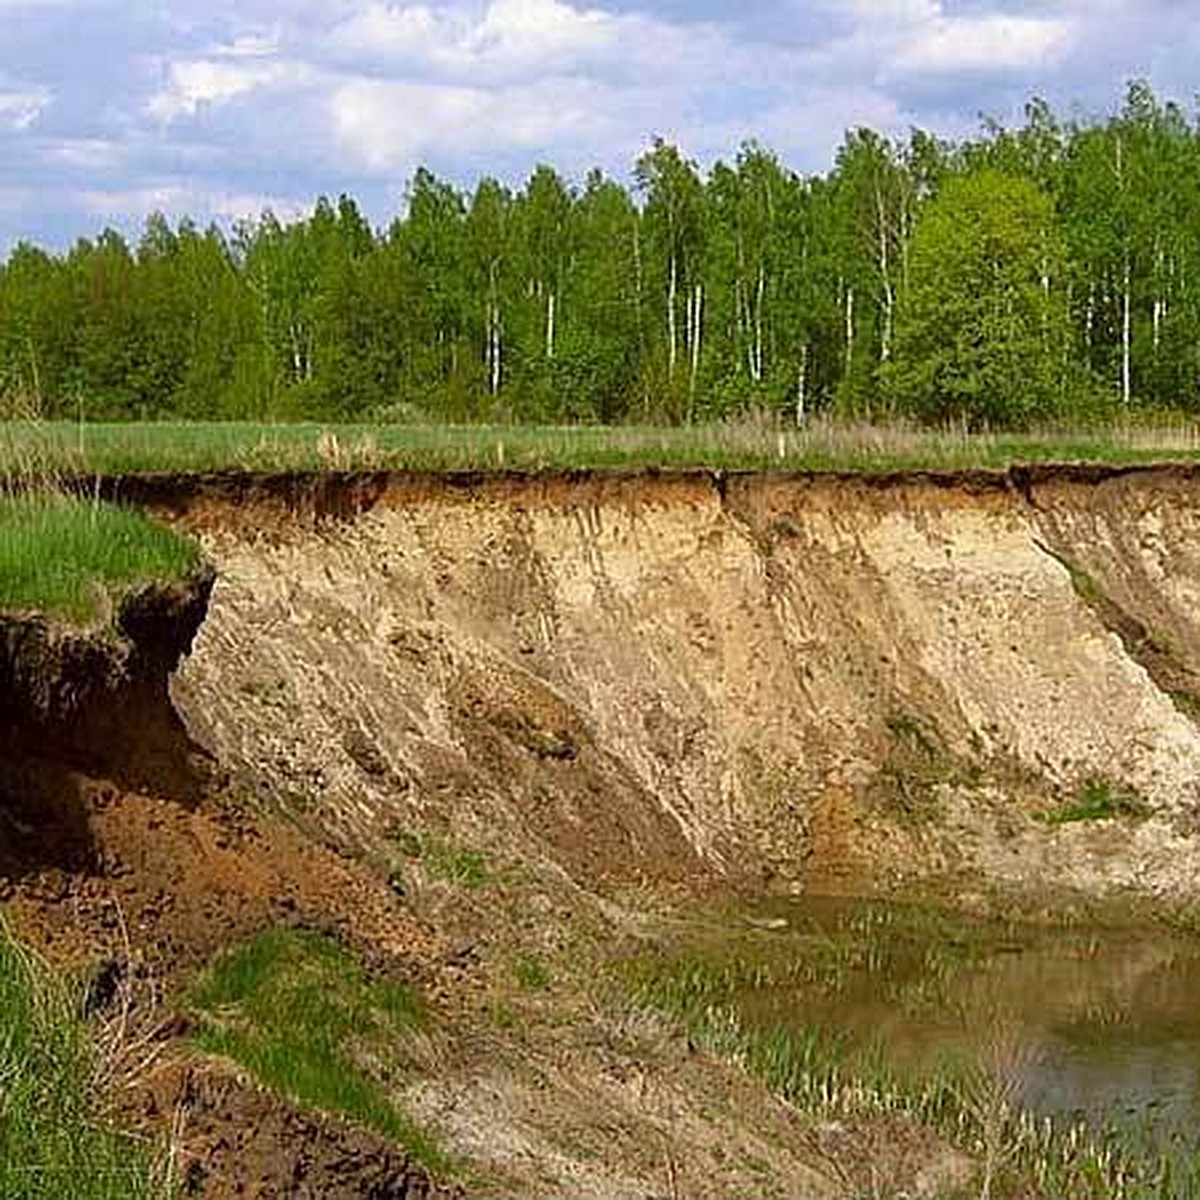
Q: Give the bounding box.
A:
[1,82,1197,430]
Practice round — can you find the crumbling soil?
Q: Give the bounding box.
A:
[15,465,1200,1197]
[0,570,214,796]
[141,1064,462,1200]
[0,569,467,1198]
[0,765,467,1199]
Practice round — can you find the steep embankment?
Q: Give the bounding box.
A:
[143,466,1200,905]
[14,466,1200,1199]
[0,551,465,1199]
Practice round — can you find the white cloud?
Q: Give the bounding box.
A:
[329,0,620,79]
[42,138,125,170]
[148,55,309,121]
[836,0,939,25]
[211,31,281,59]
[0,85,50,130]
[77,182,309,225]
[330,74,611,173]
[77,183,188,216]
[474,0,616,63]
[812,1,1076,83]
[895,14,1074,74]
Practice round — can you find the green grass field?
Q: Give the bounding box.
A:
[6,418,1200,477]
[4,416,1195,622]
[0,494,201,623]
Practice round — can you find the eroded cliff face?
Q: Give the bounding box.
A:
[13,468,1200,1200]
[0,570,214,792]
[162,467,1200,903]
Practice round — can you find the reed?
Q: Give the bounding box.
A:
[627,951,1200,1199]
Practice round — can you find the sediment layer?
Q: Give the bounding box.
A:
[123,463,1200,900]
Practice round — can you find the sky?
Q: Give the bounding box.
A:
[0,0,1194,252]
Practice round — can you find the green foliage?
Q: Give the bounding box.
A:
[4,86,1200,430]
[0,922,166,1199]
[512,955,552,992]
[1060,556,1106,607]
[886,169,1072,427]
[0,493,200,622]
[1043,777,1150,826]
[391,828,491,889]
[190,927,451,1173]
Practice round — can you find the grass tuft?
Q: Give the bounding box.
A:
[1042,777,1150,826]
[190,927,452,1175]
[391,828,492,890]
[512,955,552,992]
[0,920,168,1200]
[0,493,200,623]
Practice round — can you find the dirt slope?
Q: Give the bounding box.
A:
[12,465,1200,1198]
[169,468,1200,904]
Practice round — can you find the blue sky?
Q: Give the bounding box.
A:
[0,0,1192,251]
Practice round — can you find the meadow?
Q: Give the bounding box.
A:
[5,416,1200,477]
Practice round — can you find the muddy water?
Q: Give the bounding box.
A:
[688,899,1200,1144]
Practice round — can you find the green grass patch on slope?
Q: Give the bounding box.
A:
[10,417,1200,476]
[0,921,168,1200]
[0,494,200,623]
[189,927,452,1175]
[1041,777,1151,826]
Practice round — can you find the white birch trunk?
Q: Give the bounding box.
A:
[546,290,556,360]
[1122,254,1132,405]
[488,261,502,397]
[688,283,703,418]
[795,343,808,427]
[491,306,502,396]
[754,266,766,382]
[667,254,678,380]
[875,180,893,363]
[844,286,855,381]
[1152,243,1164,355]
[288,323,305,384]
[26,336,42,413]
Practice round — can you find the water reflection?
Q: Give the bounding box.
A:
[715,897,1200,1148]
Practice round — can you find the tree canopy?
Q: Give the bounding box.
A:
[886,170,1071,426]
[3,84,1200,429]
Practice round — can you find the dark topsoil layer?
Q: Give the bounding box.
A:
[0,570,214,796]
[72,458,1200,519]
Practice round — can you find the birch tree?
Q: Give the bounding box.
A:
[635,139,705,417]
[887,169,1070,426]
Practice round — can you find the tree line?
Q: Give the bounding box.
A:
[2,82,1198,429]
